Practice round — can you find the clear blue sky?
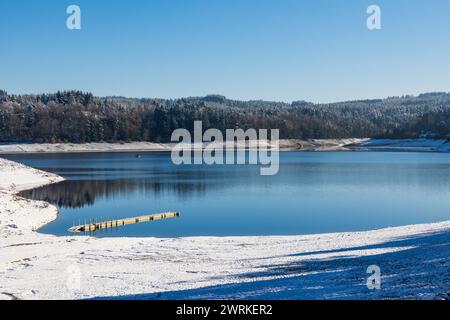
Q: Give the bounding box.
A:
[1,0,449,103]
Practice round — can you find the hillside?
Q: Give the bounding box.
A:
[0,90,449,143]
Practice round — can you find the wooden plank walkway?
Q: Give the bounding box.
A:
[68,211,181,233]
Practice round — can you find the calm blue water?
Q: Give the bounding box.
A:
[4,152,450,238]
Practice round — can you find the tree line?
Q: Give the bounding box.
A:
[0,90,449,143]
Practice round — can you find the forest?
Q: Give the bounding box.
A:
[0,90,449,143]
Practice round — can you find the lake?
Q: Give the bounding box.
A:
[4,151,450,237]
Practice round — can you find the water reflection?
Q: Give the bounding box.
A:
[5,151,450,237]
[19,177,226,209]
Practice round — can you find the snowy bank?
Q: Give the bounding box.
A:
[0,158,449,300]
[0,139,448,154]
[0,142,172,154]
[0,139,366,154]
[352,139,450,153]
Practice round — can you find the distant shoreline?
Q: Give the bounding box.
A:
[0,138,448,154]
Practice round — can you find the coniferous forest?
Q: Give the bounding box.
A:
[0,90,449,143]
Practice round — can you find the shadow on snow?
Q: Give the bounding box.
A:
[93,230,450,300]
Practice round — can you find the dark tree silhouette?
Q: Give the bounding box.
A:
[0,90,449,143]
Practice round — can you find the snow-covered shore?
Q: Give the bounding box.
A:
[0,138,448,154]
[1,157,449,300]
[352,139,450,153]
[0,139,363,154]
[0,142,172,154]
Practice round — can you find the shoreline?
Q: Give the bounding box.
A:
[1,158,450,300]
[0,138,448,155]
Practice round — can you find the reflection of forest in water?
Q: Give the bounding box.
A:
[19,159,450,210]
[19,178,225,209]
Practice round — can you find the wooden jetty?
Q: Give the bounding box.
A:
[68,211,181,233]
